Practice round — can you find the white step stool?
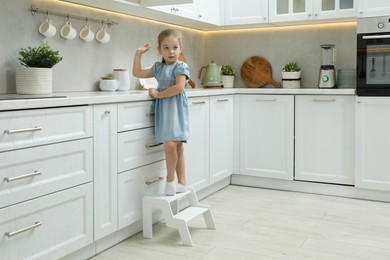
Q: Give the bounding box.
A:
[143,186,216,246]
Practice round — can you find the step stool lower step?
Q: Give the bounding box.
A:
[174,206,209,222]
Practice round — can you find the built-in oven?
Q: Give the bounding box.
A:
[357,16,390,96]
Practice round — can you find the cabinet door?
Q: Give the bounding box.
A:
[269,0,313,23]
[197,0,221,25]
[356,97,390,191]
[210,95,233,184]
[118,160,165,229]
[314,0,357,20]
[185,97,210,190]
[239,95,294,180]
[225,0,268,25]
[93,104,118,240]
[295,95,355,185]
[358,0,390,17]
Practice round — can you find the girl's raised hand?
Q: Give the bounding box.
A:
[137,44,151,54]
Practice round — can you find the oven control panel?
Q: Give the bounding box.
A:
[357,16,390,34]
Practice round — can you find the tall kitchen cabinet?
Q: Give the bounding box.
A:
[358,0,390,17]
[295,95,355,185]
[186,95,233,191]
[355,97,390,191]
[238,95,294,180]
[224,0,268,25]
[269,0,357,23]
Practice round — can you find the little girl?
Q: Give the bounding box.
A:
[132,29,190,196]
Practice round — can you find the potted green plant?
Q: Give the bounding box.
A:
[221,64,235,88]
[16,42,63,94]
[282,62,301,88]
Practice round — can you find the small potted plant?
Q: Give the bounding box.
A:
[282,62,301,88]
[16,42,63,94]
[221,64,235,88]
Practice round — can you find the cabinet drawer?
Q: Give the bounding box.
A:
[0,138,93,208]
[0,106,92,152]
[118,160,165,229]
[118,101,154,132]
[118,128,164,173]
[0,183,93,260]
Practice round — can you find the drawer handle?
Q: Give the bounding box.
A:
[145,143,163,148]
[4,171,42,182]
[5,221,42,238]
[313,98,336,102]
[256,98,276,102]
[145,177,164,185]
[192,101,206,105]
[4,126,42,135]
[216,99,229,102]
[146,112,155,117]
[104,110,111,114]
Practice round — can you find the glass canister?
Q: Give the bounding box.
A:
[113,69,130,91]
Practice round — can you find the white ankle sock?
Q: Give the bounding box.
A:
[176,183,187,193]
[165,181,176,196]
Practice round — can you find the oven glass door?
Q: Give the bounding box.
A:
[358,33,390,88]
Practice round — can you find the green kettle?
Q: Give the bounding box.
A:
[198,60,223,88]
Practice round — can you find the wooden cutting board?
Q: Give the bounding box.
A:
[241,56,281,88]
[179,52,196,88]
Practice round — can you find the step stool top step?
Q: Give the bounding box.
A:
[144,190,192,203]
[174,206,209,222]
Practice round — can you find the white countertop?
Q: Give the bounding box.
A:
[0,87,356,111]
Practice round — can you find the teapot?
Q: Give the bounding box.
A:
[198,60,223,88]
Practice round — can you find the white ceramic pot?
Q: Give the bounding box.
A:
[99,77,118,91]
[16,67,52,94]
[113,69,130,91]
[282,71,301,89]
[282,71,301,79]
[222,75,234,88]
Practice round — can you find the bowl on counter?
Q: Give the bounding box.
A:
[99,77,118,91]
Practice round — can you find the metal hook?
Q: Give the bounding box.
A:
[45,10,49,19]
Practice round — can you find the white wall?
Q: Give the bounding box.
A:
[0,0,356,94]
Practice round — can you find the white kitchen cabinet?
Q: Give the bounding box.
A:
[93,104,118,240]
[358,0,390,17]
[0,183,93,260]
[210,95,233,184]
[295,95,355,185]
[186,97,210,190]
[224,0,268,25]
[149,0,221,25]
[269,0,357,23]
[118,160,165,229]
[356,97,390,191]
[239,95,294,180]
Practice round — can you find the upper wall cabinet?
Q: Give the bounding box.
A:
[269,0,357,23]
[358,0,390,17]
[224,0,268,25]
[148,0,222,25]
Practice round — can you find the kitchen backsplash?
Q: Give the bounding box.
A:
[0,0,356,94]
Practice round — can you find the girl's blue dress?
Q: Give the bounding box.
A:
[151,61,190,143]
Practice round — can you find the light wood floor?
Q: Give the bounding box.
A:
[91,185,390,260]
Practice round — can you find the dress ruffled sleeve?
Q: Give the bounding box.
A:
[173,62,190,81]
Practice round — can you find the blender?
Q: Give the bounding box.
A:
[318,44,336,88]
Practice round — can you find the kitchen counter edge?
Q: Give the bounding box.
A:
[0,88,356,111]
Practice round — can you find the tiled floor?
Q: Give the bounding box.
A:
[91,185,390,259]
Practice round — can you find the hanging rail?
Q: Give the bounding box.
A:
[29,4,118,27]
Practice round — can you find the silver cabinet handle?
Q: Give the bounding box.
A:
[104,110,111,114]
[256,98,276,102]
[146,112,155,117]
[5,221,42,238]
[313,98,336,102]
[216,99,229,102]
[192,101,206,105]
[4,126,42,135]
[145,143,163,148]
[4,171,42,182]
[145,177,164,185]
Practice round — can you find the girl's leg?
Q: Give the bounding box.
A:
[175,142,186,185]
[164,141,178,183]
